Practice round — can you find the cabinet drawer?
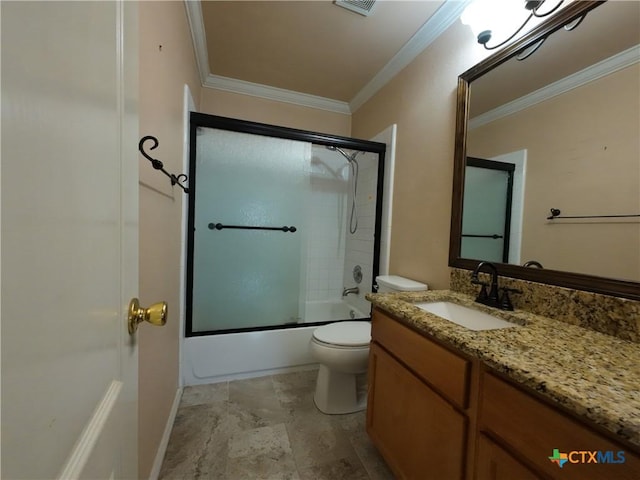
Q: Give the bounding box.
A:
[480,372,640,480]
[371,309,470,409]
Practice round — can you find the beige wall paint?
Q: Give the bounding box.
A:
[139,2,201,478]
[200,88,351,137]
[351,21,488,289]
[468,65,640,281]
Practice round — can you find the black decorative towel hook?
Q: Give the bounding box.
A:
[138,135,189,194]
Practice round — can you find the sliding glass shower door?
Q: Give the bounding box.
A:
[189,127,310,334]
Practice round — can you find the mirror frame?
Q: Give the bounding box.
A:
[449,0,640,301]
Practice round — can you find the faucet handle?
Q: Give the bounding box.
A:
[471,277,489,303]
[475,283,489,303]
[499,287,522,311]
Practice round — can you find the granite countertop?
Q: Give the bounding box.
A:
[366,289,640,448]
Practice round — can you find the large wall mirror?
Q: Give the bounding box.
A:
[450,1,640,301]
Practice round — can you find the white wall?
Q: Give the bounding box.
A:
[304,146,381,313]
[371,125,397,277]
[342,151,380,314]
[305,146,349,302]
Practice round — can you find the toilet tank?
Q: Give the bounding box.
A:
[376,275,428,293]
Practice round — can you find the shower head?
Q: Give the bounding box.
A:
[326,145,362,164]
[325,145,364,234]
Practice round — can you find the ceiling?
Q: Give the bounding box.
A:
[187,1,639,115]
[189,0,468,113]
[201,1,443,102]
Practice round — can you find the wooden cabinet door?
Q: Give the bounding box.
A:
[476,434,541,480]
[480,373,640,480]
[367,343,467,480]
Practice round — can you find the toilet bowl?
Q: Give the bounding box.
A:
[310,276,428,414]
[309,321,371,414]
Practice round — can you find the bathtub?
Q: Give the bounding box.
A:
[304,300,368,322]
[182,299,370,385]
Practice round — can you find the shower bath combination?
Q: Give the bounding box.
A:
[188,124,381,336]
[326,145,365,234]
[184,113,388,384]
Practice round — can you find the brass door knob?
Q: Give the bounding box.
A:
[128,298,167,334]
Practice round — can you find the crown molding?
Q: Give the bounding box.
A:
[184,0,349,114]
[185,0,471,115]
[349,0,474,112]
[184,0,209,85]
[204,74,352,114]
[469,44,640,130]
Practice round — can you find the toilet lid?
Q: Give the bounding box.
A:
[313,321,371,347]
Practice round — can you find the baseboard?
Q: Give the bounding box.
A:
[148,387,183,480]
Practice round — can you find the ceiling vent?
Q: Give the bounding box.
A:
[334,0,377,17]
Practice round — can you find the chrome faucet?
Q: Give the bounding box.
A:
[342,286,359,297]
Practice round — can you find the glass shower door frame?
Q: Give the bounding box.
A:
[185,113,387,337]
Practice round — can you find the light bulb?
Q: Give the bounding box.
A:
[461,0,530,46]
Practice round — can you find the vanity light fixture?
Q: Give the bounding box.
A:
[461,0,587,60]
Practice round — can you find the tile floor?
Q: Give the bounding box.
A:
[159,368,394,479]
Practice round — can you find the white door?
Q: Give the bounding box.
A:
[2,1,139,478]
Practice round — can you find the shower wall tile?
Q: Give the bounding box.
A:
[356,214,375,229]
[305,147,349,303]
[343,152,378,316]
[350,239,374,254]
[305,148,380,310]
[350,250,374,267]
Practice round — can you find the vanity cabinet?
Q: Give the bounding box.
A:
[475,434,540,480]
[368,308,640,480]
[367,309,473,479]
[479,372,640,480]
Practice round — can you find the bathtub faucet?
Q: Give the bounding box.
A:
[342,286,359,297]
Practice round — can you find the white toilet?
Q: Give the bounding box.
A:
[309,275,428,415]
[310,321,371,414]
[375,275,429,294]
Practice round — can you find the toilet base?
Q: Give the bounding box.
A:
[313,365,367,414]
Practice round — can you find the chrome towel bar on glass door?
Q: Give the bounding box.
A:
[208,223,297,233]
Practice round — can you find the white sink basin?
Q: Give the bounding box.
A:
[415,301,520,331]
